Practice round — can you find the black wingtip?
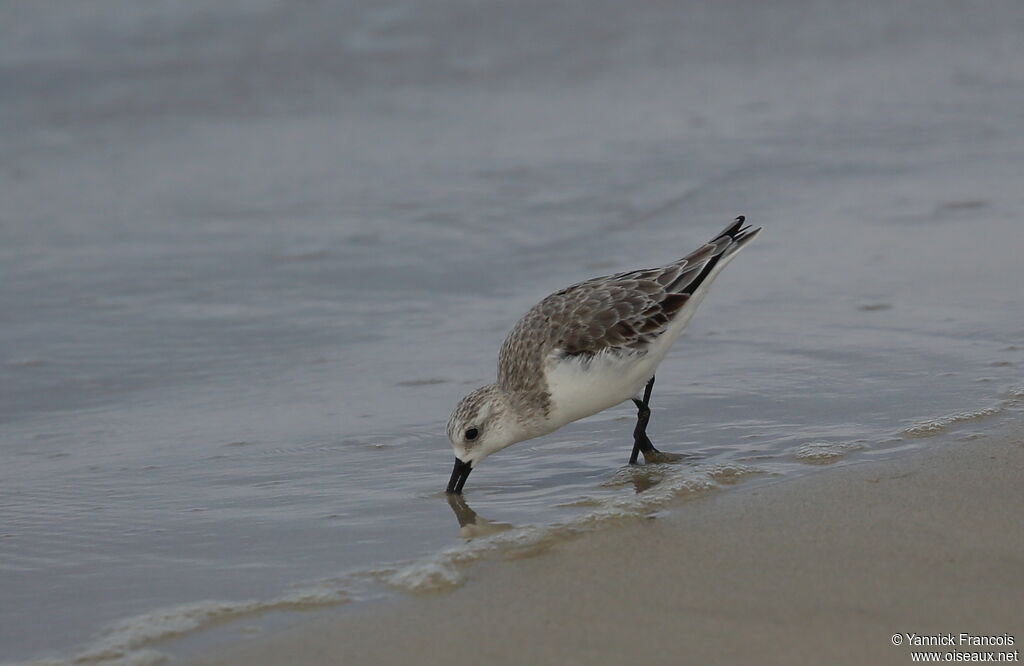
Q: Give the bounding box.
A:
[714,215,748,242]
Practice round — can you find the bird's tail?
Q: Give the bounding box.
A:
[709,215,762,255]
[671,216,761,297]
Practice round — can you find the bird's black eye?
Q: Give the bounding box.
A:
[465,427,479,441]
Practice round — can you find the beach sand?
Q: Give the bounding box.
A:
[192,427,1023,666]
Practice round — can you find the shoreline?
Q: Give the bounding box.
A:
[190,421,1024,666]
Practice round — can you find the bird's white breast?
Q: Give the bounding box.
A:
[542,331,676,429]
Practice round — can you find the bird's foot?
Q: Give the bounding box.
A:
[641,449,686,464]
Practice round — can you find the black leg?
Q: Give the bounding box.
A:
[629,376,660,464]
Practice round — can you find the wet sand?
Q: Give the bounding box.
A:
[192,424,1024,666]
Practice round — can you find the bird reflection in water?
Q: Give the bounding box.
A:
[445,457,694,538]
[625,466,665,494]
[445,493,514,540]
[603,452,696,494]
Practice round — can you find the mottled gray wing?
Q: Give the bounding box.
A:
[496,217,752,395]
[495,265,695,394]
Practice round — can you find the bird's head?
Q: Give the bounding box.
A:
[445,384,525,493]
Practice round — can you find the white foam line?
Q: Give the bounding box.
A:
[795,441,866,464]
[387,463,759,594]
[903,404,1005,438]
[10,586,352,666]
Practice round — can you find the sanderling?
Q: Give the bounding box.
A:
[446,216,761,493]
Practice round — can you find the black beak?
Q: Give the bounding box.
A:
[446,458,473,494]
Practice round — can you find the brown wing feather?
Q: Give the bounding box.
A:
[496,216,755,397]
[498,262,698,395]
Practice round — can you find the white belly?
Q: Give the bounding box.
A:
[540,269,728,431]
[543,331,677,429]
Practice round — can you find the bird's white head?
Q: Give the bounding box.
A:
[445,384,527,492]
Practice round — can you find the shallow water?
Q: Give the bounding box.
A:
[2,1,1024,662]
